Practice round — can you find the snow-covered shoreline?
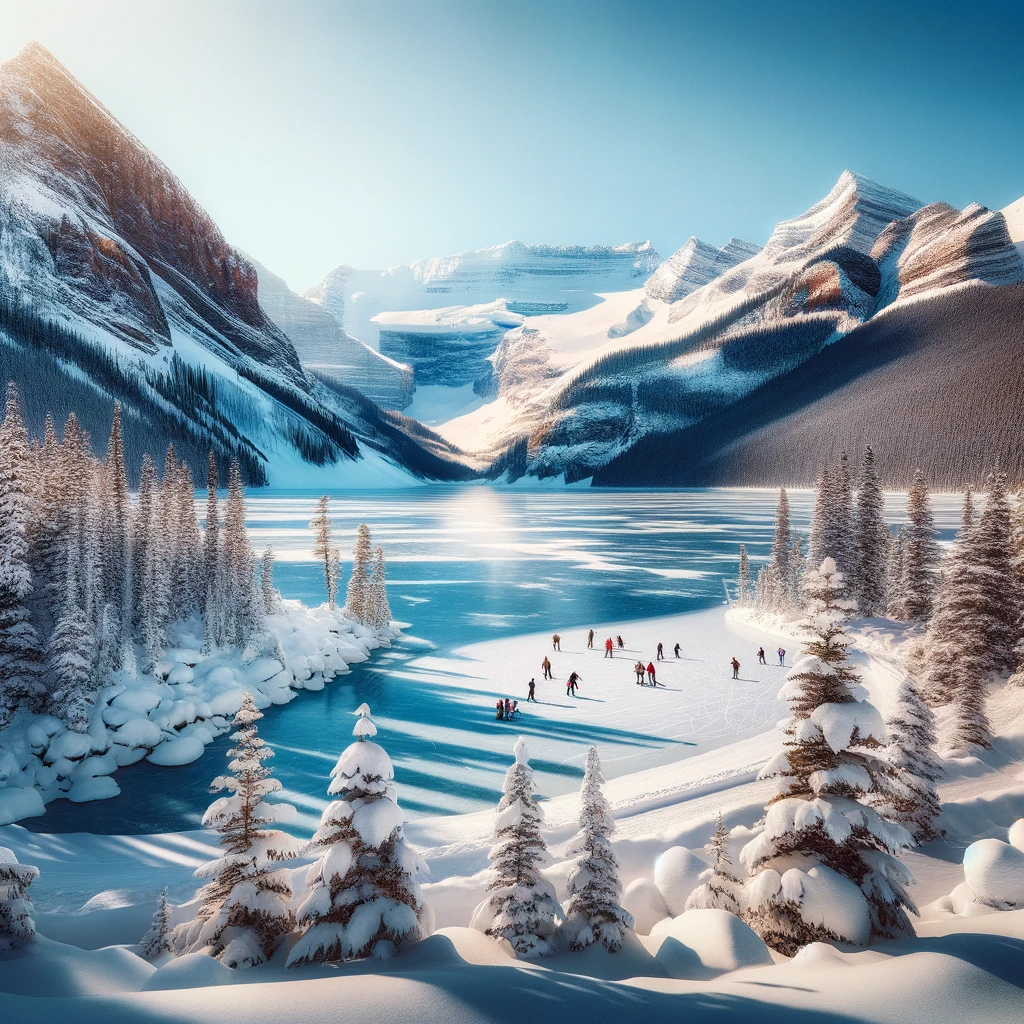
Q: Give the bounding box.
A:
[0,601,397,825]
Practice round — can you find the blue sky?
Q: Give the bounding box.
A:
[5,0,1024,290]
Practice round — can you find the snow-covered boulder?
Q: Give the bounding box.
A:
[650,909,773,974]
[963,838,1024,910]
[622,878,670,935]
[0,787,44,825]
[653,846,707,916]
[146,736,205,767]
[67,776,120,802]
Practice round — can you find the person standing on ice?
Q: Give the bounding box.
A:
[552,634,561,651]
[758,647,766,665]
[542,656,552,680]
[646,661,657,685]
[731,657,740,679]
[635,660,645,685]
[657,642,664,661]
[777,647,786,666]
[616,635,624,649]
[527,678,536,702]
[604,637,614,658]
[567,671,581,696]
[674,642,681,658]
[587,629,594,649]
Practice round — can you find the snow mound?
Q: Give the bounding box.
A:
[1008,819,1024,852]
[142,951,241,991]
[963,838,1024,910]
[0,936,154,996]
[0,787,44,825]
[146,736,206,767]
[621,878,669,935]
[649,908,773,974]
[67,776,120,802]
[652,846,707,916]
[395,927,518,968]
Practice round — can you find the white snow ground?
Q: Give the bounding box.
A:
[1,606,1022,1022]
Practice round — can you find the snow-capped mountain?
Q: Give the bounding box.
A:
[644,237,761,304]
[0,43,462,485]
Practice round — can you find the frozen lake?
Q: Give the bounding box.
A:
[27,487,966,835]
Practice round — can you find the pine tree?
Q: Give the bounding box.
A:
[310,496,340,610]
[0,382,44,725]
[288,704,430,965]
[204,451,219,608]
[789,535,805,608]
[140,888,172,959]
[218,460,262,649]
[172,695,303,967]
[471,737,561,957]
[132,454,158,632]
[686,811,743,915]
[875,674,943,845]
[47,558,96,733]
[886,525,907,619]
[826,452,854,576]
[805,466,831,585]
[142,465,171,674]
[768,488,793,610]
[902,470,939,621]
[562,746,633,951]
[737,544,751,606]
[345,523,373,623]
[0,845,38,951]
[261,546,281,614]
[101,403,132,651]
[741,558,915,955]
[365,545,392,631]
[854,446,890,617]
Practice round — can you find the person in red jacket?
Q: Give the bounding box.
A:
[647,661,657,685]
[605,637,614,658]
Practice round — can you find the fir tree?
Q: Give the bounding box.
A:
[218,460,262,649]
[826,452,854,576]
[471,737,561,958]
[310,496,340,610]
[172,695,303,967]
[805,466,831,584]
[768,488,793,609]
[204,451,219,608]
[132,454,158,632]
[140,888,172,959]
[741,558,915,955]
[686,811,743,915]
[737,544,751,607]
[261,546,281,614]
[562,746,633,952]
[854,445,890,617]
[886,525,907,619]
[101,403,132,651]
[0,845,38,951]
[365,546,392,631]
[902,470,940,621]
[288,704,430,965]
[875,674,943,845]
[345,523,373,623]
[0,382,44,725]
[47,559,96,733]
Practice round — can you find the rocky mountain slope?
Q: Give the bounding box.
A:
[0,43,463,484]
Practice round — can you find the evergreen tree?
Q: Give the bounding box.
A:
[686,811,743,915]
[805,466,831,584]
[47,559,96,733]
[0,382,44,725]
[172,695,303,967]
[261,546,281,614]
[365,546,392,631]
[0,845,38,951]
[789,535,805,608]
[902,470,940,621]
[875,674,943,845]
[101,403,131,651]
[826,452,854,576]
[140,888,172,959]
[132,454,158,632]
[204,451,219,608]
[768,488,793,609]
[288,704,430,965]
[471,737,561,958]
[741,558,915,955]
[310,496,340,610]
[218,460,262,649]
[562,746,633,952]
[737,544,751,606]
[854,446,890,617]
[886,525,907,619]
[345,523,373,623]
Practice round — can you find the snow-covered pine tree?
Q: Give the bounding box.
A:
[27,413,64,633]
[886,525,907,619]
[142,464,171,674]
[101,403,132,652]
[789,535,805,607]
[309,496,340,610]
[0,845,38,951]
[0,382,45,726]
[737,544,751,606]
[261,546,281,614]
[805,464,832,595]
[47,556,96,733]
[170,457,203,621]
[686,811,743,915]
[768,488,793,610]
[204,451,219,610]
[740,557,915,955]
[471,737,561,957]
[854,446,890,617]
[140,888,172,959]
[132,454,158,632]
[288,704,430,965]
[562,746,633,952]
[345,523,373,623]
[365,545,392,632]
[875,673,943,845]
[902,470,939,621]
[828,452,854,576]
[172,695,303,967]
[218,460,263,649]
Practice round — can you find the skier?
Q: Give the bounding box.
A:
[552,634,561,651]
[587,629,594,649]
[496,700,504,720]
[616,635,624,649]
[673,642,681,658]
[777,647,786,666]
[567,671,581,697]
[646,661,657,685]
[542,656,553,680]
[635,660,645,684]
[657,642,664,661]
[527,678,536,702]
[604,637,614,658]
[504,698,512,718]
[731,657,740,680]
[757,647,766,665]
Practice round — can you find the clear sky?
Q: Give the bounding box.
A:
[5,0,1024,291]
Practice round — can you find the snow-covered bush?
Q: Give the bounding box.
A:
[962,837,1024,911]
[741,558,915,955]
[0,843,38,950]
[686,812,743,915]
[140,888,172,959]
[172,694,303,967]
[562,746,633,951]
[471,736,561,957]
[288,703,430,965]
